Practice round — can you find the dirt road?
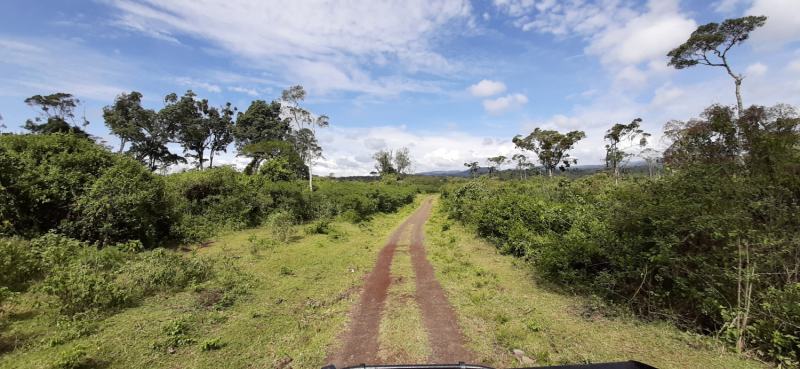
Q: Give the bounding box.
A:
[326,197,473,367]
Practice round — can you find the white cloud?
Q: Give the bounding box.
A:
[171,77,221,93]
[786,57,800,74]
[227,86,259,96]
[746,0,800,50]
[650,82,685,109]
[493,0,536,17]
[513,0,696,88]
[746,62,768,77]
[364,138,387,150]
[482,93,528,114]
[467,79,507,97]
[105,0,473,95]
[711,0,746,13]
[483,12,490,20]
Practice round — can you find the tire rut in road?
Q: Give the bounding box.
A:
[326,197,473,367]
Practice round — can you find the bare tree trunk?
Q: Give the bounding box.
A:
[118,139,127,154]
[209,151,214,169]
[307,148,313,191]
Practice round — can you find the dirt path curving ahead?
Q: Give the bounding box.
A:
[326,197,473,367]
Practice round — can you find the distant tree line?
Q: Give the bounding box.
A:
[17,86,328,190]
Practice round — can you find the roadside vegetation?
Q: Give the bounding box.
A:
[426,200,767,369]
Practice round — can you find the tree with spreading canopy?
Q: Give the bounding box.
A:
[486,156,509,178]
[667,16,767,117]
[512,153,529,180]
[372,149,396,175]
[238,140,304,181]
[233,100,290,150]
[463,161,480,178]
[394,147,413,178]
[513,128,586,177]
[604,118,650,182]
[103,91,149,153]
[23,93,91,139]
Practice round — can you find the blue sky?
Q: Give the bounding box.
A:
[1,0,799,176]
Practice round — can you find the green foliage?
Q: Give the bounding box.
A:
[266,210,295,242]
[51,346,89,369]
[63,157,173,248]
[199,336,223,351]
[154,316,196,349]
[443,103,800,364]
[0,134,118,238]
[0,237,40,290]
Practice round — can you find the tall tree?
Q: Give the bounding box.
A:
[23,93,91,139]
[281,86,329,190]
[372,149,396,175]
[638,148,662,179]
[463,161,480,179]
[513,128,586,177]
[604,118,650,181]
[394,147,413,178]
[512,153,529,180]
[130,103,185,172]
[233,100,289,150]
[161,90,235,171]
[667,16,767,117]
[238,140,304,180]
[103,91,148,153]
[207,102,236,168]
[486,156,509,178]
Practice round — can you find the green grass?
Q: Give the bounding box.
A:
[0,195,429,369]
[424,197,769,369]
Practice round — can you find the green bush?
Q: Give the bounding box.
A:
[0,237,40,290]
[62,157,173,248]
[51,347,89,369]
[123,248,213,292]
[0,134,118,238]
[443,167,800,364]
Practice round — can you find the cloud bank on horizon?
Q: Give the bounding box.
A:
[0,0,799,176]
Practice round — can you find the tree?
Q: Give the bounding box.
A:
[513,128,586,177]
[486,156,509,178]
[23,93,91,139]
[662,104,740,167]
[604,118,650,182]
[103,91,149,153]
[207,102,236,168]
[281,86,329,190]
[463,161,480,179]
[512,153,529,180]
[161,90,235,171]
[128,107,185,172]
[394,147,413,178]
[0,112,6,134]
[233,100,289,150]
[238,140,304,180]
[638,148,663,179]
[372,149,396,175]
[667,16,767,117]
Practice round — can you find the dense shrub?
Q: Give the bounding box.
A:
[62,157,173,248]
[0,237,41,291]
[0,134,118,238]
[443,170,800,364]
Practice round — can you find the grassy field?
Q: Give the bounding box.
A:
[1,194,772,369]
[0,195,428,369]
[424,198,768,369]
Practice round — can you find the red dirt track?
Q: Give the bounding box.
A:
[326,197,473,367]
